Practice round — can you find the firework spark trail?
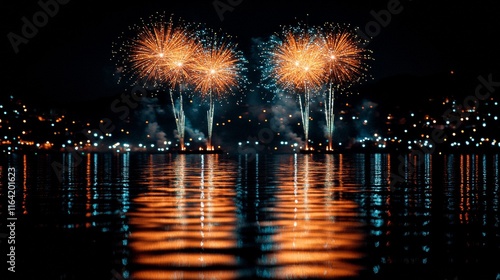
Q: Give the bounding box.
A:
[191,28,247,150]
[320,22,372,150]
[259,22,372,151]
[266,23,326,150]
[170,85,186,149]
[112,13,203,150]
[324,81,335,150]
[298,83,311,149]
[207,90,215,150]
[165,33,201,150]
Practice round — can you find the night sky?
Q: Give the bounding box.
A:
[3,0,500,105]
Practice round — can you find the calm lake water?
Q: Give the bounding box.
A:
[1,152,499,280]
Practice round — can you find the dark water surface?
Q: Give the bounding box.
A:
[1,153,499,279]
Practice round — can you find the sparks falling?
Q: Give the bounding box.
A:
[191,28,247,151]
[161,23,201,151]
[320,22,372,151]
[112,12,202,151]
[266,23,326,150]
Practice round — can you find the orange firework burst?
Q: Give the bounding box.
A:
[190,28,247,150]
[112,13,206,151]
[263,23,327,150]
[271,26,326,92]
[259,22,373,151]
[128,19,191,87]
[319,22,372,151]
[128,22,174,86]
[112,13,201,89]
[163,33,201,88]
[191,38,241,99]
[321,23,372,86]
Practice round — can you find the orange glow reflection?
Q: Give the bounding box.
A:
[129,154,238,280]
[262,154,365,278]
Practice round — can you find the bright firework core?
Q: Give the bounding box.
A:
[190,29,247,151]
[262,21,372,151]
[112,14,368,152]
[112,13,204,151]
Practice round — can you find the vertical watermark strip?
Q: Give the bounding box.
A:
[7,0,71,54]
[356,0,408,48]
[6,167,17,273]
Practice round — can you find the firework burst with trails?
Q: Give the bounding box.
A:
[191,27,248,151]
[262,23,327,150]
[319,22,373,151]
[111,12,201,151]
[162,25,202,151]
